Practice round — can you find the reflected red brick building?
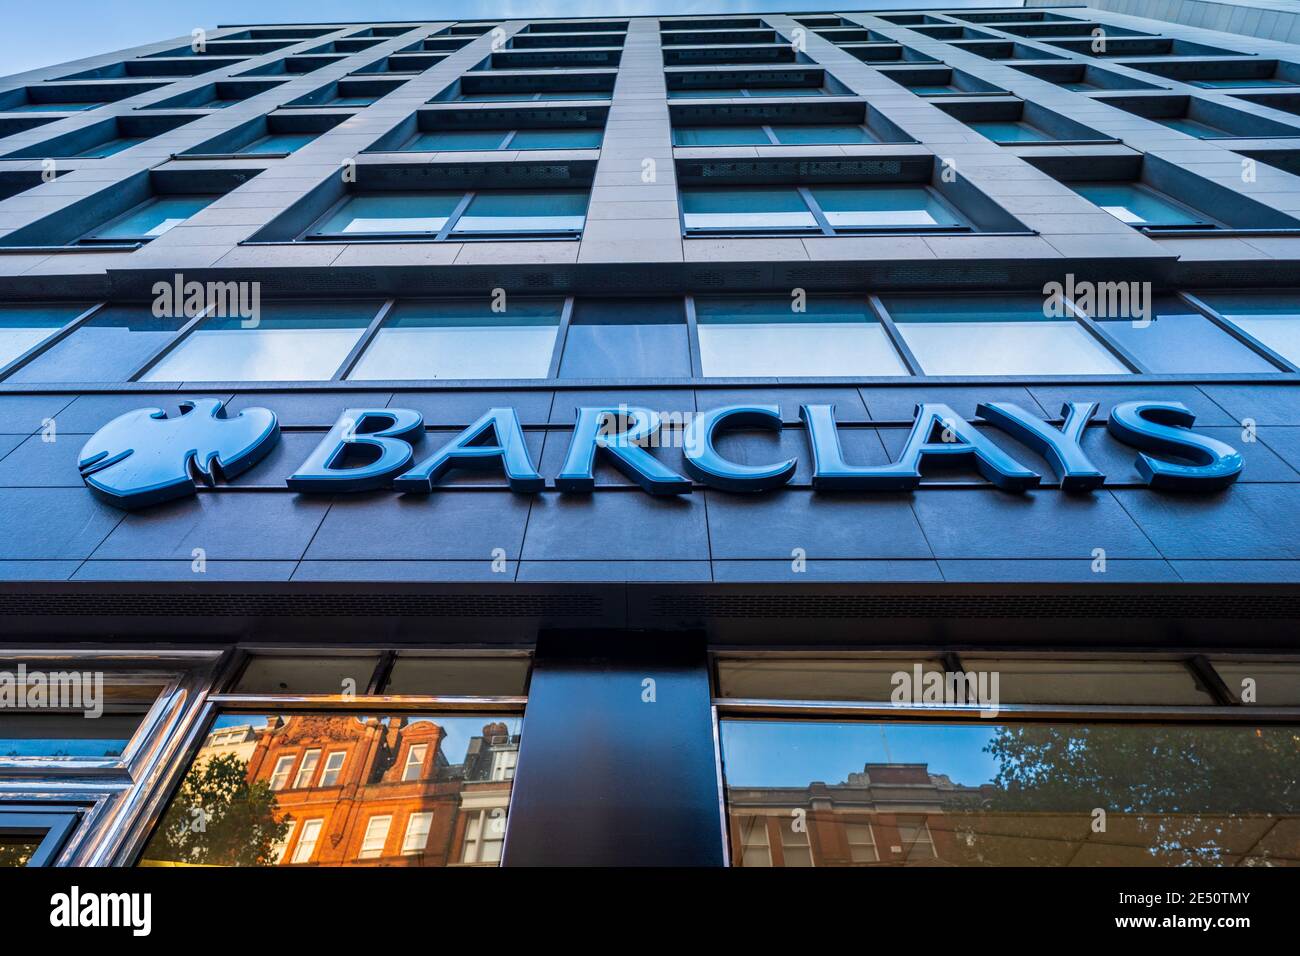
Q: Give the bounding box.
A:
[212,715,518,866]
[727,762,988,867]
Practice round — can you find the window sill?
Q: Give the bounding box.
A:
[0,242,142,253]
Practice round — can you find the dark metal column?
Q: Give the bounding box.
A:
[502,631,725,866]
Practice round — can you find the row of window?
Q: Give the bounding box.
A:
[2,292,1296,383]
[5,649,1299,867]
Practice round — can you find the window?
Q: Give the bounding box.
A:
[234,655,382,695]
[1068,182,1215,229]
[402,744,428,782]
[694,296,907,377]
[292,750,320,789]
[309,189,588,239]
[269,820,295,864]
[359,815,392,859]
[291,819,323,863]
[781,817,813,866]
[383,655,531,696]
[407,127,601,150]
[846,822,877,863]
[0,303,92,369]
[0,809,81,867]
[968,119,1051,144]
[669,86,826,98]
[1200,293,1300,366]
[461,809,506,864]
[720,718,1300,866]
[673,124,880,146]
[402,812,433,854]
[238,131,318,154]
[348,297,562,380]
[319,751,346,787]
[5,305,187,384]
[882,295,1129,376]
[681,184,964,235]
[268,755,295,791]
[141,714,522,867]
[79,195,218,243]
[491,749,518,782]
[1088,296,1278,374]
[140,300,380,382]
[559,297,690,378]
[737,816,771,866]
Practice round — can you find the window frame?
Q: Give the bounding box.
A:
[679,183,971,238]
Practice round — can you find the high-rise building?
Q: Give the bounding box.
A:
[1,4,1298,871]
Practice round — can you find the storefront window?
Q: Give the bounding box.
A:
[138,713,523,867]
[719,718,1300,866]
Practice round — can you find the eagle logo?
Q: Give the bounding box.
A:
[78,398,279,509]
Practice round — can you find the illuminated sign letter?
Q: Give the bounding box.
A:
[288,408,422,492]
[684,405,797,492]
[1107,401,1243,491]
[395,407,543,493]
[556,406,691,495]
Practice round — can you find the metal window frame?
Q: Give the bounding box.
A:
[0,806,82,867]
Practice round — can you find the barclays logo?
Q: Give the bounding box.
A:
[78,398,279,509]
[78,398,1244,510]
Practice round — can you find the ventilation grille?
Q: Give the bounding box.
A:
[678,158,915,184]
[0,593,604,618]
[652,594,1300,620]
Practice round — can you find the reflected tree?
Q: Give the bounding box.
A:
[145,753,289,866]
[951,725,1300,866]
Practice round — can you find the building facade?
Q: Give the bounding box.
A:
[0,4,1299,868]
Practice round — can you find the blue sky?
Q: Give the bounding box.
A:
[1,0,1010,76]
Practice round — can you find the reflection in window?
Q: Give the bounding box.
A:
[1089,297,1277,374]
[141,300,379,382]
[1069,182,1214,229]
[81,195,218,243]
[694,296,907,377]
[721,719,1300,866]
[681,184,964,235]
[0,674,166,761]
[310,189,588,239]
[1201,293,1300,366]
[407,128,602,150]
[0,836,39,867]
[348,298,562,380]
[293,750,320,789]
[883,295,1129,376]
[672,125,879,146]
[6,306,187,384]
[0,303,92,369]
[139,714,522,867]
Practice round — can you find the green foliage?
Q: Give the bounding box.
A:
[143,752,289,866]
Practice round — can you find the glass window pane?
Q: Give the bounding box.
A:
[884,295,1129,375]
[1071,182,1207,227]
[560,297,691,378]
[773,124,876,145]
[682,186,816,231]
[810,185,962,229]
[348,298,563,380]
[1211,660,1300,706]
[233,655,381,695]
[142,300,378,382]
[407,129,510,150]
[0,674,166,760]
[1201,293,1300,365]
[960,658,1215,705]
[75,137,142,158]
[969,119,1049,143]
[139,713,522,867]
[508,128,602,149]
[383,656,531,696]
[695,295,907,376]
[450,190,588,234]
[717,658,946,702]
[673,126,770,146]
[1092,297,1276,374]
[721,719,1300,866]
[0,836,40,867]
[89,195,217,240]
[239,132,316,154]
[0,303,90,367]
[316,193,461,235]
[8,306,187,384]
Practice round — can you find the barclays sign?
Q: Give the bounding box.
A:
[78,397,1244,510]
